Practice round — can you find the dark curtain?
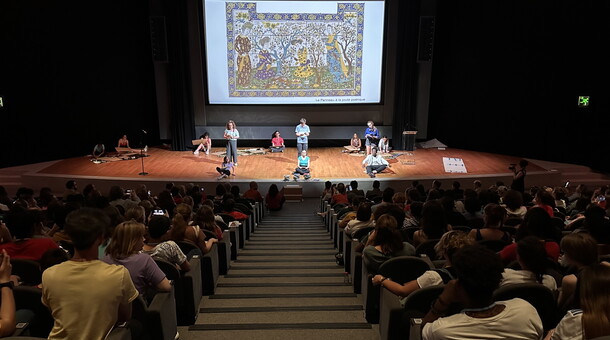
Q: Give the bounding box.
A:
[164,0,195,151]
[391,0,421,149]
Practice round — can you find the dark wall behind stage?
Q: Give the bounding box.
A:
[428,0,610,172]
[0,0,158,168]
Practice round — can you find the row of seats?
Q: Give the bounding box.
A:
[318,198,579,340]
[6,201,265,340]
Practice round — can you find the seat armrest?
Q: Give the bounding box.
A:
[107,323,132,340]
[409,318,423,340]
[148,287,177,340]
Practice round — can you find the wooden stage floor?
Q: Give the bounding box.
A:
[14,147,567,197]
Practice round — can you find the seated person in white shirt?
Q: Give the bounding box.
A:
[362,147,390,178]
[421,244,543,340]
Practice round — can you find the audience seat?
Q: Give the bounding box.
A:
[503,217,523,227]
[154,256,202,326]
[449,225,471,233]
[363,256,431,324]
[401,227,420,244]
[176,241,219,295]
[13,286,53,338]
[10,259,42,286]
[477,239,510,253]
[466,217,484,229]
[132,286,178,340]
[492,283,559,331]
[415,239,441,260]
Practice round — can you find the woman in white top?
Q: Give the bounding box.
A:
[500,236,557,291]
[546,263,610,340]
[224,120,239,166]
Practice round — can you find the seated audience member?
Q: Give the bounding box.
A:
[265,184,285,211]
[403,201,423,228]
[502,189,528,219]
[440,195,467,227]
[535,189,557,217]
[0,208,59,261]
[349,180,365,197]
[447,181,464,201]
[0,186,13,211]
[372,230,474,300]
[372,187,395,214]
[124,206,146,225]
[344,202,374,237]
[270,130,285,152]
[0,249,16,337]
[557,233,599,311]
[13,187,39,210]
[343,133,362,153]
[142,215,190,272]
[103,220,171,295]
[321,181,333,201]
[546,264,610,340]
[392,192,407,211]
[243,181,264,203]
[461,195,483,221]
[62,180,79,202]
[108,186,141,212]
[194,205,224,240]
[569,204,610,244]
[500,207,561,264]
[331,183,349,207]
[500,236,557,291]
[42,208,139,340]
[421,245,543,340]
[362,214,415,274]
[413,200,451,247]
[222,199,248,221]
[170,204,217,255]
[156,191,177,218]
[468,203,511,242]
[366,180,382,200]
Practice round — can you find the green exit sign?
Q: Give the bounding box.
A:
[578,95,590,107]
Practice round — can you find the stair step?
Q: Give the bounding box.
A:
[201,305,362,313]
[189,323,371,331]
[209,293,357,299]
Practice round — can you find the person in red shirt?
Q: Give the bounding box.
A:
[222,199,248,221]
[0,209,59,261]
[270,131,285,153]
[331,183,349,207]
[243,181,264,203]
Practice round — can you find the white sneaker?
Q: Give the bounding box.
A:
[234,163,238,167]
[194,150,199,155]
[372,170,377,174]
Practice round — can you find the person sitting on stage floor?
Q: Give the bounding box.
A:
[293,150,310,179]
[362,147,390,178]
[92,142,105,158]
[343,133,362,153]
[243,181,264,203]
[378,135,390,153]
[194,132,211,155]
[216,156,234,180]
[364,121,380,155]
[117,134,130,148]
[270,130,285,153]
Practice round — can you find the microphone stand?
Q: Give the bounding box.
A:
[138,129,148,176]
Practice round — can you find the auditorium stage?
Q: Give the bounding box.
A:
[11,147,573,198]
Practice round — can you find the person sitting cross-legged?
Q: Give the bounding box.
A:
[42,208,139,340]
[362,147,390,178]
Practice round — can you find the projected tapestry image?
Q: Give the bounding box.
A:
[226,2,364,100]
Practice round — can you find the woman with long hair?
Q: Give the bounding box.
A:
[500,236,557,291]
[557,233,599,311]
[224,120,239,166]
[194,132,212,155]
[265,184,285,211]
[547,264,610,340]
[362,214,415,274]
[468,203,511,242]
[169,203,217,255]
[103,220,171,294]
[412,200,450,246]
[270,130,285,152]
[194,205,223,240]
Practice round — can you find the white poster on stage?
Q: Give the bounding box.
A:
[442,157,467,173]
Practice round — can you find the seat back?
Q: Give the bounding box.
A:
[378,256,432,285]
[351,226,374,242]
[477,239,510,253]
[132,287,177,340]
[11,259,42,286]
[450,225,471,233]
[401,227,420,244]
[492,283,559,331]
[201,229,217,240]
[503,218,523,227]
[415,239,441,260]
[218,213,235,224]
[466,218,484,229]
[176,241,201,259]
[13,286,54,338]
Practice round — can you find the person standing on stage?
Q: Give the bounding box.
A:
[295,118,310,155]
[224,120,239,166]
[362,147,390,178]
[510,159,528,193]
[364,121,380,155]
